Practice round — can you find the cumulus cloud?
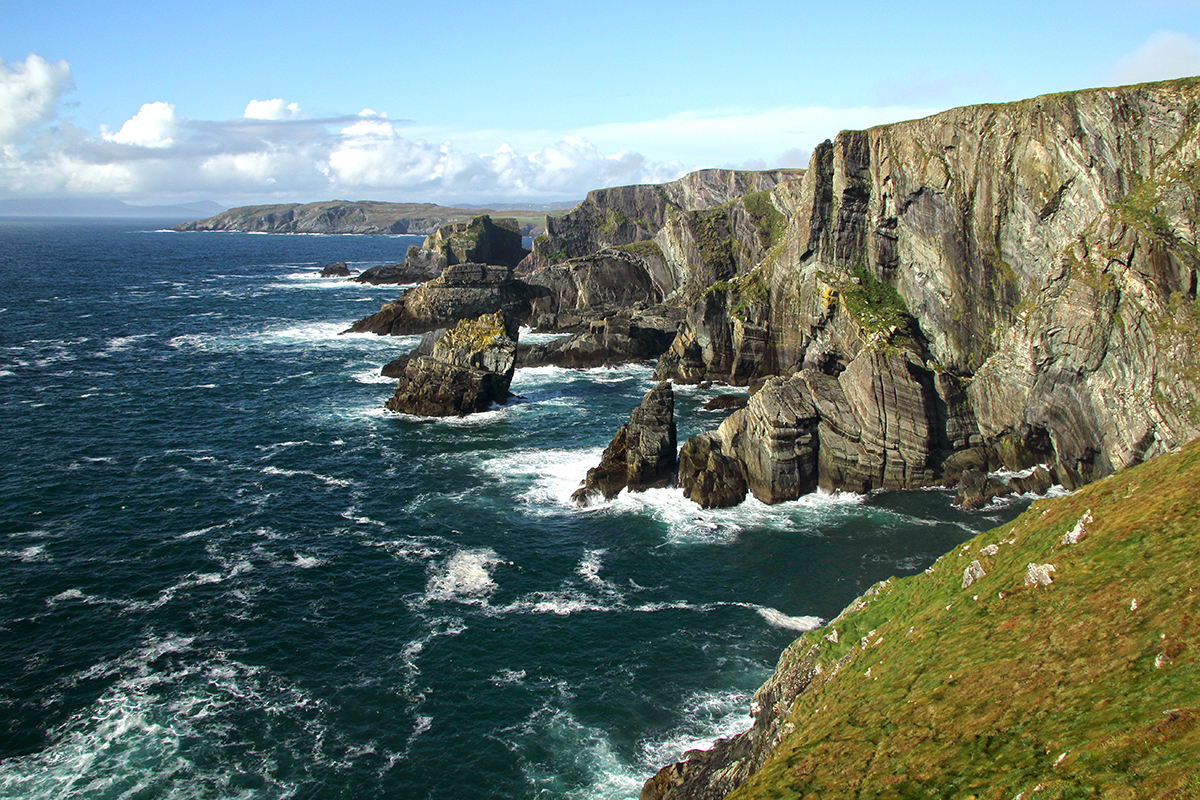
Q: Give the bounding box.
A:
[101,101,180,148]
[1111,30,1200,85]
[0,53,72,144]
[244,98,302,120]
[0,52,940,204]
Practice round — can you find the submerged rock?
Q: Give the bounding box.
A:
[384,312,518,417]
[572,381,677,506]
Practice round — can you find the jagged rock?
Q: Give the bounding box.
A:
[384,313,517,417]
[676,431,748,508]
[955,464,1057,509]
[678,375,820,506]
[320,261,351,277]
[516,310,681,369]
[572,382,677,506]
[346,262,544,336]
[1025,562,1057,587]
[962,560,986,589]
[356,215,528,285]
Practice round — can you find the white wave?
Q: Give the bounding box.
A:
[352,367,395,384]
[518,326,572,345]
[490,669,528,686]
[2,635,331,800]
[476,446,602,510]
[260,465,352,488]
[637,687,758,779]
[749,605,824,631]
[423,548,506,606]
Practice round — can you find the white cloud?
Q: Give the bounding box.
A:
[244,98,302,120]
[1111,30,1200,85]
[0,52,942,204]
[0,54,72,144]
[101,101,180,148]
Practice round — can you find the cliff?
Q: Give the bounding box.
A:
[643,433,1200,800]
[173,200,568,236]
[654,78,1200,498]
[524,168,802,273]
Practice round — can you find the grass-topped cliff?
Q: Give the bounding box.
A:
[646,436,1200,799]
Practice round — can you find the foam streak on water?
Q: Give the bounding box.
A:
[0,221,1036,800]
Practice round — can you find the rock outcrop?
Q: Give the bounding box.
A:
[346,262,544,336]
[571,381,677,506]
[384,313,518,417]
[356,215,529,285]
[657,78,1200,499]
[320,261,351,277]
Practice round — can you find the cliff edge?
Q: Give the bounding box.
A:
[644,434,1200,799]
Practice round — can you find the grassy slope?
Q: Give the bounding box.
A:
[732,438,1200,800]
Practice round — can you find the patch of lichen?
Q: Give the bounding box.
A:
[837,265,913,338]
[690,209,737,277]
[741,190,787,249]
[729,436,1200,800]
[613,240,663,260]
[439,312,510,353]
[597,207,629,235]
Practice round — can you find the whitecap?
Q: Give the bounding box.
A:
[423,548,506,606]
[260,465,352,488]
[749,605,824,632]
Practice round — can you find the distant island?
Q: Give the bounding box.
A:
[172,200,574,237]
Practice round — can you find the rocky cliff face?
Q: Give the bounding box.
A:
[356,215,529,285]
[661,79,1200,496]
[346,262,544,336]
[173,201,556,236]
[523,168,801,273]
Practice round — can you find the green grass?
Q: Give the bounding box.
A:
[731,436,1200,800]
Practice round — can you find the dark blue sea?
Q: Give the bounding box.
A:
[0,218,1035,799]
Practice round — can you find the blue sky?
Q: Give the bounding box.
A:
[4,0,1200,206]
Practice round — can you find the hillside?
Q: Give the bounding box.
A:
[644,435,1200,799]
[173,200,572,236]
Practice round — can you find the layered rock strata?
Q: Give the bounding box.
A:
[658,79,1200,498]
[572,381,677,506]
[384,313,518,417]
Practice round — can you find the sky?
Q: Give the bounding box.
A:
[4,0,1200,208]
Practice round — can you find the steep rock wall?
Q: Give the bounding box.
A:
[663,79,1200,491]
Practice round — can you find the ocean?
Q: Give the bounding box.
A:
[0,218,1035,799]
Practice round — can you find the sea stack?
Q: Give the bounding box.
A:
[572,381,677,506]
[384,312,519,417]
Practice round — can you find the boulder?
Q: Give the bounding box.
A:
[320,261,351,277]
[384,313,518,417]
[572,381,677,506]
